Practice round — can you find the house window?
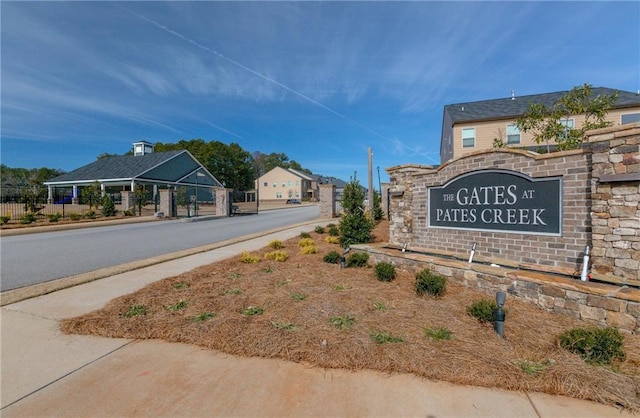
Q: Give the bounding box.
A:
[263,182,268,187]
[506,124,520,144]
[296,180,300,186]
[462,128,475,148]
[622,113,640,124]
[272,182,276,188]
[276,192,282,199]
[288,181,292,186]
[282,182,286,188]
[559,118,574,139]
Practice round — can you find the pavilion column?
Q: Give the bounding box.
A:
[214,187,231,217]
[47,185,53,204]
[121,191,135,212]
[158,189,177,218]
[72,185,79,205]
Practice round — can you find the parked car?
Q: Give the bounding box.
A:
[286,199,301,204]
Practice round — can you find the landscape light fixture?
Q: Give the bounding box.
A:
[468,242,477,264]
[580,245,590,282]
[341,247,351,269]
[493,291,506,338]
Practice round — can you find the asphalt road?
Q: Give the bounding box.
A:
[0,206,320,292]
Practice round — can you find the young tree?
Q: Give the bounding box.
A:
[81,181,102,210]
[516,83,618,152]
[339,173,374,248]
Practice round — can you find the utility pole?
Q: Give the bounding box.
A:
[368,147,374,213]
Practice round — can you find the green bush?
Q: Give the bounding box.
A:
[346,252,369,268]
[0,215,11,225]
[415,269,446,297]
[68,212,82,221]
[101,195,117,217]
[323,251,340,264]
[264,250,288,262]
[299,231,311,239]
[374,262,396,282]
[314,226,325,234]
[123,209,136,217]
[328,226,340,236]
[467,299,497,323]
[268,240,284,249]
[559,326,625,365]
[84,210,96,219]
[20,212,37,224]
[46,213,62,222]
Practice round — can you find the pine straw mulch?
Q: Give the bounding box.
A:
[61,222,640,412]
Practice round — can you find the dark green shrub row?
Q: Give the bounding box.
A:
[415,269,446,297]
[559,326,625,365]
[323,251,340,264]
[346,252,369,268]
[374,262,396,282]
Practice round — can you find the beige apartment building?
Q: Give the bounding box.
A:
[256,166,315,202]
[440,87,640,163]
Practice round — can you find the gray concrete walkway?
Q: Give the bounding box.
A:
[0,219,635,417]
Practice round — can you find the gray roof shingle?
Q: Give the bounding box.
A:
[46,150,186,183]
[444,87,640,123]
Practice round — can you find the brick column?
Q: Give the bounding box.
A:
[121,190,135,212]
[215,187,231,217]
[158,189,177,217]
[588,123,640,283]
[319,184,336,219]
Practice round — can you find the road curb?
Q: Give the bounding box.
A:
[0,218,331,306]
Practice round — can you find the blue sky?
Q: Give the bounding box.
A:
[2,1,639,184]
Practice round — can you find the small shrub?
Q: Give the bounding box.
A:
[191,312,215,322]
[328,226,340,236]
[513,359,555,375]
[323,251,340,264]
[467,299,497,323]
[268,240,284,249]
[423,327,453,341]
[47,212,62,222]
[324,236,341,245]
[415,269,446,297]
[346,252,369,268]
[262,267,273,273]
[122,304,148,318]
[123,209,136,217]
[371,331,404,344]
[0,215,11,225]
[223,288,243,295]
[559,326,626,365]
[20,212,37,224]
[265,250,289,262]
[373,301,388,312]
[167,300,188,311]
[271,321,299,331]
[84,210,96,219]
[374,262,396,282]
[172,282,189,290]
[314,226,325,234]
[275,280,290,287]
[240,251,261,264]
[299,231,311,239]
[68,212,82,221]
[101,195,117,217]
[330,314,356,329]
[242,306,265,316]
[333,284,350,291]
[298,238,315,247]
[289,292,307,301]
[327,223,336,228]
[300,245,318,255]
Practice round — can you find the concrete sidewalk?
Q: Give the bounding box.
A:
[0,220,635,417]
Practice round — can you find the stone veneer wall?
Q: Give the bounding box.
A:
[387,149,591,272]
[588,123,640,283]
[319,184,336,218]
[355,244,640,334]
